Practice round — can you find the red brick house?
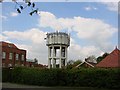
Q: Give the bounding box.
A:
[26,59,37,67]
[0,41,26,68]
[26,60,47,68]
[75,56,97,68]
[96,47,120,68]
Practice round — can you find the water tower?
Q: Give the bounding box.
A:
[45,31,70,68]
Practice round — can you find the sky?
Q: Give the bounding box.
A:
[0,0,119,64]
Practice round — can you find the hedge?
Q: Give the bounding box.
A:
[2,67,120,89]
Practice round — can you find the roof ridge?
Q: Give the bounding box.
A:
[1,41,18,49]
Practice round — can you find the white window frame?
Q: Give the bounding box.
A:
[8,63,12,67]
[21,64,24,66]
[16,54,19,60]
[2,63,5,67]
[15,64,18,66]
[21,55,24,61]
[2,52,6,59]
[9,53,13,60]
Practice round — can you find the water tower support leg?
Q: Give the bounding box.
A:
[52,59,56,68]
[48,59,51,68]
[48,47,51,68]
[59,46,62,68]
[65,47,67,66]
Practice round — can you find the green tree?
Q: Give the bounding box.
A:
[73,60,82,66]
[67,60,74,69]
[85,55,97,63]
[67,60,82,69]
[97,52,109,63]
[34,58,38,64]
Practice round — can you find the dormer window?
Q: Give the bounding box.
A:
[8,44,12,48]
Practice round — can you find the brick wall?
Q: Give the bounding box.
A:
[1,41,26,68]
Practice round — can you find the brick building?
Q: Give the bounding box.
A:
[0,41,26,68]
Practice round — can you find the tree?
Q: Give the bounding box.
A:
[85,55,97,63]
[34,58,38,64]
[97,52,109,63]
[67,60,82,69]
[67,60,74,65]
[0,0,3,2]
[73,60,82,67]
[0,0,39,16]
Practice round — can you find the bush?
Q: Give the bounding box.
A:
[2,67,120,89]
[2,68,9,82]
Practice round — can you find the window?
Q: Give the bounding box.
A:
[21,64,24,66]
[2,52,6,59]
[9,53,13,60]
[8,63,12,67]
[8,44,10,47]
[32,65,34,67]
[21,55,24,61]
[16,54,19,60]
[15,64,18,66]
[2,63,5,67]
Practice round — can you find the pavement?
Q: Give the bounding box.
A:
[0,82,81,89]
[2,82,42,88]
[1,83,67,90]
[1,82,112,90]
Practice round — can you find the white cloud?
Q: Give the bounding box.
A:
[0,34,12,43]
[84,6,98,11]
[3,28,46,44]
[0,34,8,41]
[68,37,104,62]
[2,11,117,64]
[72,17,117,50]
[38,11,117,51]
[3,28,48,64]
[2,28,105,64]
[39,11,63,30]
[0,15,7,20]
[10,12,18,17]
[107,3,118,12]
[85,7,91,11]
[16,43,48,65]
[101,2,118,12]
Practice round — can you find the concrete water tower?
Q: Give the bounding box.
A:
[45,31,70,68]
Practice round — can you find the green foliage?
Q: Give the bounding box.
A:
[2,67,120,89]
[67,60,82,69]
[97,53,109,63]
[2,68,9,82]
[73,60,82,66]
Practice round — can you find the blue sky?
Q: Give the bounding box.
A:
[2,2,118,30]
[1,1,118,64]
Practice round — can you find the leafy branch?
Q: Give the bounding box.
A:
[1,0,39,16]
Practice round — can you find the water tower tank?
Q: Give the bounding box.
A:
[46,32,70,47]
[45,31,70,68]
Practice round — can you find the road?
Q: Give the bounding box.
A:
[2,82,42,88]
[1,82,114,90]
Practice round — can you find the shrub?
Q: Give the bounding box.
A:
[2,67,120,89]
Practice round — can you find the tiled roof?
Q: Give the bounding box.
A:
[96,47,120,68]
